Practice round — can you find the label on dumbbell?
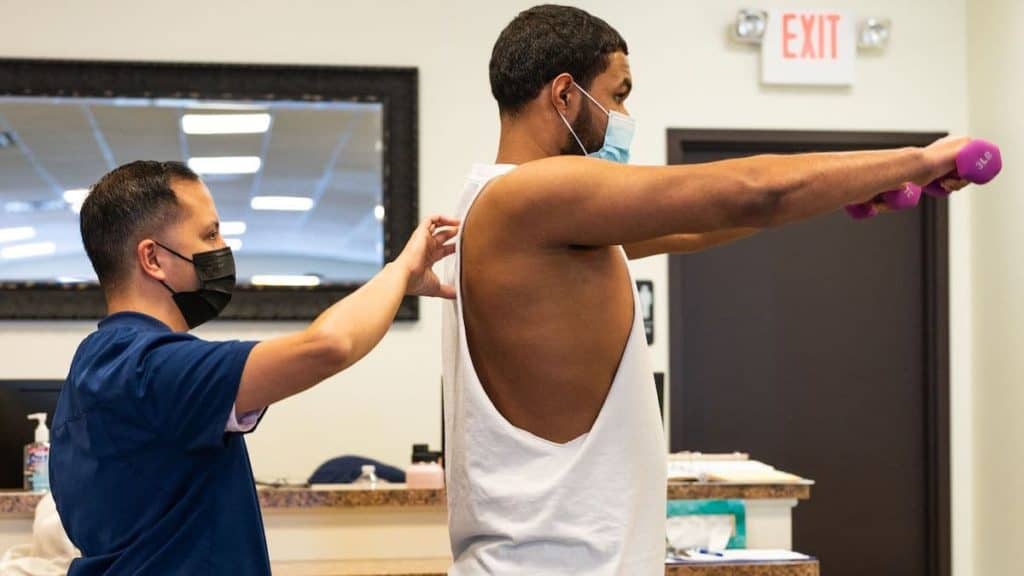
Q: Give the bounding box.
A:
[976,151,992,171]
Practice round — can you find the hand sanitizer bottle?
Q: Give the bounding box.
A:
[24,413,50,492]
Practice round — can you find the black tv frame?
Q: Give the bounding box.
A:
[0,58,419,321]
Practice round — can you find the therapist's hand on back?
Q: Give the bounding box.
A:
[396,215,460,299]
[235,215,460,414]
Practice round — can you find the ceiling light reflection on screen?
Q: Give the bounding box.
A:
[63,188,90,214]
[250,196,313,211]
[187,156,262,175]
[250,274,321,287]
[0,226,36,243]
[220,221,248,236]
[181,113,271,135]
[1,241,56,260]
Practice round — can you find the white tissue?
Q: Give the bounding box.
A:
[666,514,734,551]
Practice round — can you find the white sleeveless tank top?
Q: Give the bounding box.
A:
[442,163,667,575]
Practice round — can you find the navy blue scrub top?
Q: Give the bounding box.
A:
[50,312,269,575]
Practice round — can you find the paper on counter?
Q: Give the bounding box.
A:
[716,549,810,560]
[666,549,811,564]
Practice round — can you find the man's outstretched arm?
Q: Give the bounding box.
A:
[488,137,969,249]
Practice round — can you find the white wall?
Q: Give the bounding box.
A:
[0,0,978,571]
[968,1,1024,575]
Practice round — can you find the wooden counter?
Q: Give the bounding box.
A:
[1,481,810,516]
[271,557,820,576]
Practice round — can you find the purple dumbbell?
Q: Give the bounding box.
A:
[881,182,923,210]
[845,183,922,220]
[845,202,878,220]
[923,139,1002,198]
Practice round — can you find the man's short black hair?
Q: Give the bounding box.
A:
[489,4,628,116]
[80,160,198,290]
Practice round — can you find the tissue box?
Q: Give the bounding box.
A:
[666,499,746,551]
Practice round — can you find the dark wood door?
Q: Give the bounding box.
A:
[667,130,949,576]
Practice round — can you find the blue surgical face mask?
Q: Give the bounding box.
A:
[556,81,636,164]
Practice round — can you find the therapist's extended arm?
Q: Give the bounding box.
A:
[234,216,459,414]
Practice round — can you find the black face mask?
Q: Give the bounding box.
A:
[154,241,236,329]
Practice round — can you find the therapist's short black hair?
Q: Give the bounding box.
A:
[80,160,198,290]
[489,4,628,116]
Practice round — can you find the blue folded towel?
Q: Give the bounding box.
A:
[308,455,406,484]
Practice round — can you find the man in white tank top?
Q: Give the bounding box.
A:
[442,5,976,575]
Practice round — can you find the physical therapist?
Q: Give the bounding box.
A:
[49,160,457,575]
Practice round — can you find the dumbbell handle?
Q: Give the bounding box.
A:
[924,139,1002,197]
[845,183,921,220]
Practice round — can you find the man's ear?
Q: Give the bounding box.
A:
[549,73,578,117]
[136,239,167,283]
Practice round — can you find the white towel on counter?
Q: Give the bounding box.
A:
[0,493,79,575]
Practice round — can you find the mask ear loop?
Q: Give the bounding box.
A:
[556,109,589,155]
[572,81,611,116]
[158,279,178,296]
[152,240,191,296]
[153,240,194,264]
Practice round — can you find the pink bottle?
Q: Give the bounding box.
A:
[406,444,444,490]
[406,462,444,489]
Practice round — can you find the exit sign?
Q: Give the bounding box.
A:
[761,10,856,86]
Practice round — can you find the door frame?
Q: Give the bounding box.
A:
[666,129,950,576]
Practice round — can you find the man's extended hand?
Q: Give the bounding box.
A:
[917,136,972,193]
